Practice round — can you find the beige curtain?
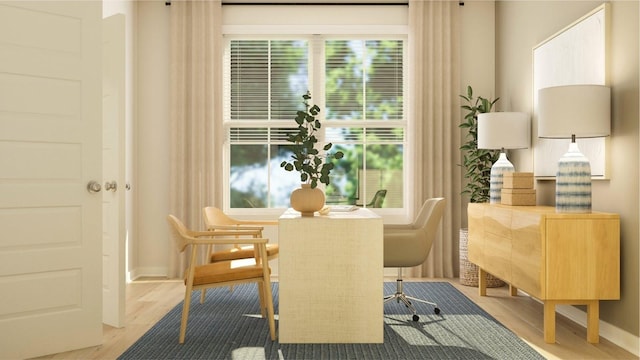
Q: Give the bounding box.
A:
[168,0,224,278]
[408,0,461,278]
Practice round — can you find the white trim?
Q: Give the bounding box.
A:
[523,290,640,356]
[222,4,408,28]
[129,267,170,281]
[223,24,408,35]
[555,304,640,356]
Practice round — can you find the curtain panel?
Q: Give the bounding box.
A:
[408,0,461,278]
[169,0,224,277]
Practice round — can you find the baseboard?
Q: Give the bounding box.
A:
[128,267,169,281]
[555,304,640,356]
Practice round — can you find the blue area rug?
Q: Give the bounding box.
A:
[119,282,544,359]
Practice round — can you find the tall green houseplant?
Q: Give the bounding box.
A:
[459,86,500,203]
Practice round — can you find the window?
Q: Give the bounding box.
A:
[224,36,407,211]
[221,4,409,215]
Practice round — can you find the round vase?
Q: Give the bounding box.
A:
[290,184,325,217]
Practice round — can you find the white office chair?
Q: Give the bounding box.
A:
[383,197,446,321]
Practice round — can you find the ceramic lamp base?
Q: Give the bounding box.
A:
[489,152,515,204]
[555,142,591,213]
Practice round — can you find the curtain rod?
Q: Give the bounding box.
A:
[166,2,409,6]
[165,1,465,6]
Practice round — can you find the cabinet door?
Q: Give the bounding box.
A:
[546,218,620,300]
[481,206,512,282]
[467,204,485,266]
[511,211,543,298]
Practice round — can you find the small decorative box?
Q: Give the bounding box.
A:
[503,172,534,189]
[501,189,536,206]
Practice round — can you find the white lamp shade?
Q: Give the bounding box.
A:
[538,85,611,138]
[477,112,530,150]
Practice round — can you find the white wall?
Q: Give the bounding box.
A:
[135,1,171,278]
[102,1,138,279]
[458,0,496,230]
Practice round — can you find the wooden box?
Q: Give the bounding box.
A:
[503,172,534,189]
[501,188,536,205]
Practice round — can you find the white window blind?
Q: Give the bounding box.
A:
[228,39,308,121]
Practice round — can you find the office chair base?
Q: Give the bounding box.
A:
[384,275,440,321]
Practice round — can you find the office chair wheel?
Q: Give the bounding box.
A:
[412,314,419,322]
[434,307,441,315]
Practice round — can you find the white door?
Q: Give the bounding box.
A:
[102,14,126,329]
[0,1,103,359]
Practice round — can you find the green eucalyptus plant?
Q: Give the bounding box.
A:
[280,91,344,189]
[459,85,500,203]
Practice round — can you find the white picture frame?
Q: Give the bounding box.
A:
[532,4,609,178]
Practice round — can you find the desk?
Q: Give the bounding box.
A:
[278,208,383,343]
[468,203,620,343]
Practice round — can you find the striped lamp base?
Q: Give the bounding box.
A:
[555,142,592,213]
[489,152,515,204]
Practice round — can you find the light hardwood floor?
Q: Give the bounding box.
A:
[36,278,637,360]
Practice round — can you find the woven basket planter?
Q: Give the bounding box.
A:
[459,228,505,288]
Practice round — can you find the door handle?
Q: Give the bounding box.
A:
[87,181,102,193]
[105,181,118,192]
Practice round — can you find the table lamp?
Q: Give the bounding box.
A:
[537,84,611,213]
[478,112,530,203]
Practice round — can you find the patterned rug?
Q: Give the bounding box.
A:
[118,282,544,359]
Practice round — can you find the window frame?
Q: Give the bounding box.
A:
[221,5,411,222]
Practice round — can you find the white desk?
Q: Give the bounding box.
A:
[278,208,383,343]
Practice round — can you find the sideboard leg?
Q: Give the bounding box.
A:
[478,268,487,296]
[543,301,557,343]
[509,284,518,296]
[586,301,600,343]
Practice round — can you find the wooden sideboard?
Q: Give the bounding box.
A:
[467,203,620,343]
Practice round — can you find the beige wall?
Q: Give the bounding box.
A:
[459,1,496,232]
[135,1,172,277]
[496,0,639,339]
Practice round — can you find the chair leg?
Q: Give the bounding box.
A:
[384,268,440,321]
[257,282,267,318]
[261,278,276,341]
[180,287,193,344]
[200,289,207,304]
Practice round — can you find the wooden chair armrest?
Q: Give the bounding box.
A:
[206,224,264,231]
[235,219,279,226]
[190,237,269,246]
[190,229,262,237]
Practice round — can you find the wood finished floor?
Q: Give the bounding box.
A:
[35,278,637,360]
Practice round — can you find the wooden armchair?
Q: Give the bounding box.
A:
[167,215,276,344]
[202,206,279,262]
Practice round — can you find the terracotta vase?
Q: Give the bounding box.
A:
[290,184,325,217]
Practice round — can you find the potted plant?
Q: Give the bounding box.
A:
[280,91,344,216]
[459,85,500,203]
[458,85,504,287]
